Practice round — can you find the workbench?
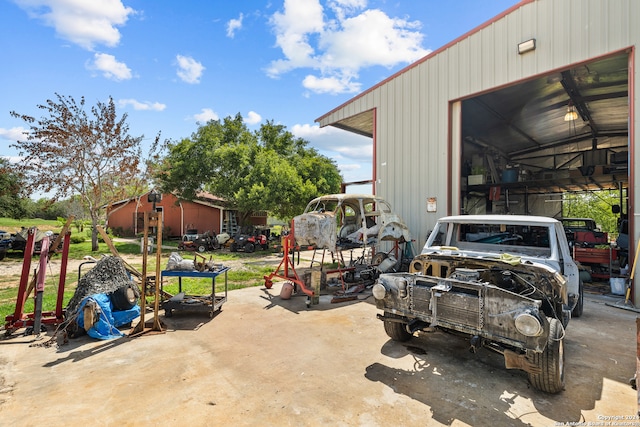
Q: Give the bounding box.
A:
[160,266,229,318]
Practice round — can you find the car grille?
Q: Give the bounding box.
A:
[410,280,482,329]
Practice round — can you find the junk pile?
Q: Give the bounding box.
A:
[64,256,141,340]
[167,251,225,273]
[166,252,198,271]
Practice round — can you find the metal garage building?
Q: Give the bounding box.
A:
[317,0,637,298]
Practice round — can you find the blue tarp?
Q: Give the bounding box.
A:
[77,293,140,340]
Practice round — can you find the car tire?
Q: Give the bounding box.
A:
[571,280,584,318]
[198,245,206,253]
[383,312,413,342]
[528,317,565,393]
[110,283,138,311]
[372,252,387,266]
[244,242,255,253]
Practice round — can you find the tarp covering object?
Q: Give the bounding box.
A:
[77,293,140,340]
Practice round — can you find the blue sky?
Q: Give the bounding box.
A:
[0,0,518,194]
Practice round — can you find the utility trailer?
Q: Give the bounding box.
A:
[560,218,618,279]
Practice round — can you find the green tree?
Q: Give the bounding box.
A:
[0,158,30,218]
[10,93,155,250]
[154,114,342,223]
[562,190,622,236]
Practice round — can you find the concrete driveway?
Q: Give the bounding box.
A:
[0,282,637,426]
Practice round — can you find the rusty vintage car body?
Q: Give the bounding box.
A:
[293,194,411,253]
[372,215,583,393]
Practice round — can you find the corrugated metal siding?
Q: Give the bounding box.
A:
[318,0,639,250]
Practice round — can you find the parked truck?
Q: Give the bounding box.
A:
[372,215,583,393]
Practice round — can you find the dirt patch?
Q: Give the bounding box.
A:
[0,254,142,285]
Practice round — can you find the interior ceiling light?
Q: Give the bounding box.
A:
[564,102,578,121]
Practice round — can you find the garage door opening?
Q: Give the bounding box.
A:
[458,50,629,226]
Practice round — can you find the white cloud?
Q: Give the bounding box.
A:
[176,55,205,84]
[291,123,372,182]
[14,0,135,50]
[268,0,430,94]
[87,53,133,81]
[193,108,219,123]
[118,99,166,111]
[226,13,243,38]
[302,74,360,95]
[0,127,27,142]
[321,10,427,69]
[244,111,262,125]
[0,156,25,164]
[266,0,324,76]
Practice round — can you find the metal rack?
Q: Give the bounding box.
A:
[160,267,229,318]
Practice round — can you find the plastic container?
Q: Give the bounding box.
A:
[280,282,294,300]
[140,237,153,253]
[610,277,626,295]
[502,168,518,183]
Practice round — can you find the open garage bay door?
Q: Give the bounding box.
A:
[460,51,629,218]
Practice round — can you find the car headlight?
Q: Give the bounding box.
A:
[410,260,423,273]
[514,311,543,337]
[372,283,387,300]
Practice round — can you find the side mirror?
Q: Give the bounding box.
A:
[612,204,621,214]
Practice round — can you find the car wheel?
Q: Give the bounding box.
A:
[383,312,412,342]
[245,242,255,253]
[110,283,138,311]
[372,252,387,266]
[571,280,584,318]
[528,317,565,393]
[198,245,206,253]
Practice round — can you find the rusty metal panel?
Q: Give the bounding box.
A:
[409,283,431,316]
[293,211,337,250]
[432,290,481,330]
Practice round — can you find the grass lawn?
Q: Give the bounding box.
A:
[0,220,285,327]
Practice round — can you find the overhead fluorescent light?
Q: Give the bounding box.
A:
[518,38,536,54]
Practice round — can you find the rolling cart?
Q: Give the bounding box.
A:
[160,266,230,318]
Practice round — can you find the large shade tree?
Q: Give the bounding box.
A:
[10,93,154,250]
[154,114,342,224]
[0,157,29,218]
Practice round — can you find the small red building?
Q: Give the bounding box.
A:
[106,191,267,238]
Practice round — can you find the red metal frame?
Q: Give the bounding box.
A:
[4,229,70,334]
[263,220,315,298]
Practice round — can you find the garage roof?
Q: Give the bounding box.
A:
[462,51,629,189]
[318,51,629,195]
